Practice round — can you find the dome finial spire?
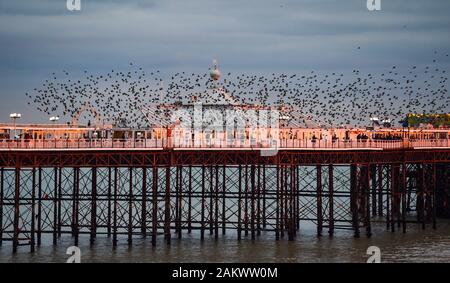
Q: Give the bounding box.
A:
[210,59,221,81]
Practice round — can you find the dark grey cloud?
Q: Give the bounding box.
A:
[0,0,449,122]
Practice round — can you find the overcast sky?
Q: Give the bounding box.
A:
[0,0,449,123]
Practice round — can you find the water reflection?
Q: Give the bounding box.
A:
[1,222,450,263]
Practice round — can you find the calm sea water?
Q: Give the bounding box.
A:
[1,221,450,263]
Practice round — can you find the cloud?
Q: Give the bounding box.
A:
[0,0,449,122]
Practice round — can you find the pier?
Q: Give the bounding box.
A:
[1,137,449,253]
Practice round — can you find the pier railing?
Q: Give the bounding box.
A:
[0,138,448,150]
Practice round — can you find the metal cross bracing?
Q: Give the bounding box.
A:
[0,149,449,253]
[436,164,450,218]
[0,168,35,253]
[1,149,450,167]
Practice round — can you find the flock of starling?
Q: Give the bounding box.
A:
[26,53,449,129]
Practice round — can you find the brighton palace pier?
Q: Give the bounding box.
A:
[0,90,449,253]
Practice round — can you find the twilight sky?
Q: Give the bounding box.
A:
[0,0,449,123]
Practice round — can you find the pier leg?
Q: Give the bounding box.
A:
[420,164,426,229]
[13,167,20,253]
[432,164,437,230]
[188,166,192,234]
[151,167,158,247]
[416,164,423,225]
[292,165,297,237]
[113,167,118,247]
[402,163,407,233]
[371,165,377,216]
[406,164,413,213]
[174,166,180,237]
[386,165,391,230]
[74,167,80,246]
[364,165,372,237]
[209,166,214,236]
[250,165,256,240]
[178,166,183,239]
[328,164,334,236]
[262,165,267,229]
[244,165,249,237]
[425,164,433,228]
[316,165,323,237]
[280,166,284,238]
[237,165,242,240]
[296,166,300,231]
[53,167,58,245]
[256,165,261,236]
[128,167,133,246]
[395,166,401,229]
[293,165,298,235]
[288,165,295,241]
[350,164,360,238]
[378,164,383,217]
[275,165,280,241]
[201,165,205,241]
[174,166,179,237]
[222,165,226,235]
[391,165,396,233]
[57,167,62,238]
[164,166,171,245]
[0,168,4,247]
[30,168,36,252]
[107,167,112,237]
[37,168,42,246]
[90,167,97,245]
[141,167,147,237]
[214,165,219,240]
[284,166,289,236]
